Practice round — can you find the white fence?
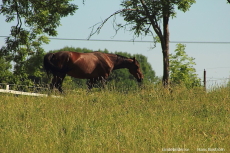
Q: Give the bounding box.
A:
[0,84,60,98]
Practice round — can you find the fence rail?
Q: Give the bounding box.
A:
[0,84,60,98]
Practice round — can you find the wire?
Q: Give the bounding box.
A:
[47,38,230,44]
[1,35,230,44]
[205,67,230,70]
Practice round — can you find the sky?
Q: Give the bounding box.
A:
[1,0,230,88]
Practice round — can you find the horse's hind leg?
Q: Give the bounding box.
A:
[50,75,66,93]
[101,76,107,89]
[50,76,57,91]
[96,76,107,89]
[57,82,64,93]
[56,75,66,93]
[87,79,94,90]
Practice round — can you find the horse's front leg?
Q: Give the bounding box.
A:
[87,79,94,90]
[100,76,107,89]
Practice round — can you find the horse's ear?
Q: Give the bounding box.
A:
[133,57,136,63]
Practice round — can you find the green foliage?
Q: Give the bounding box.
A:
[120,0,196,38]
[0,0,77,86]
[169,44,201,88]
[0,0,77,60]
[49,46,93,53]
[24,48,47,84]
[118,0,196,85]
[1,85,229,152]
[2,43,48,87]
[0,57,13,83]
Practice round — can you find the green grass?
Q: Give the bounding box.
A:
[0,85,229,152]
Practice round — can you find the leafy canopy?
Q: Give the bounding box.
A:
[0,0,78,85]
[0,0,78,61]
[0,57,13,84]
[120,0,196,38]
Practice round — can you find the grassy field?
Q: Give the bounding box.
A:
[0,85,229,152]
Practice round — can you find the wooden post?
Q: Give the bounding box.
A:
[203,69,206,90]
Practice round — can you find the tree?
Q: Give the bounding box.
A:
[89,0,195,87]
[169,44,201,88]
[0,0,78,84]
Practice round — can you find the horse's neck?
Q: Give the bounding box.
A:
[113,57,131,70]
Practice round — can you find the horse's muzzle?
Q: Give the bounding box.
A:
[137,78,143,83]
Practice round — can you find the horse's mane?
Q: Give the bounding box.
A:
[116,54,129,60]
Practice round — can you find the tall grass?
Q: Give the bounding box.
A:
[0,85,229,152]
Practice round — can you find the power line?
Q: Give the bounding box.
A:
[1,36,230,44]
[47,38,230,44]
[205,67,230,70]
[197,67,230,71]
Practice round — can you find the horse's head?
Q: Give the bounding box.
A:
[129,57,144,82]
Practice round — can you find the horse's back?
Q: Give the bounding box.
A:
[63,51,114,79]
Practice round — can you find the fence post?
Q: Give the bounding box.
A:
[203,69,206,91]
[6,85,9,90]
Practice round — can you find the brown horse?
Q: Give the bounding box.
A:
[43,51,143,93]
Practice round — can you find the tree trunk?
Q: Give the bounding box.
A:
[139,0,170,87]
[162,47,169,86]
[162,12,170,87]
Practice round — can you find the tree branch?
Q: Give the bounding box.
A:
[139,0,163,37]
[111,15,132,38]
[14,0,22,36]
[88,9,136,39]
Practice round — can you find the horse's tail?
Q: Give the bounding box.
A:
[43,53,65,79]
[43,53,54,78]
